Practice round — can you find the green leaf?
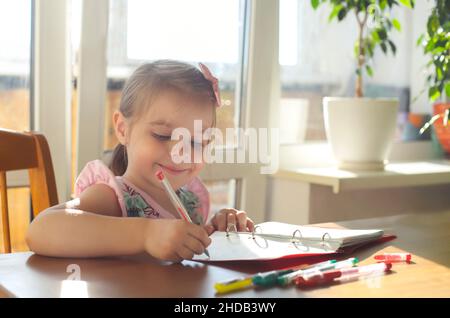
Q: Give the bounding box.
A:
[328,4,343,22]
[388,40,397,55]
[366,41,375,57]
[337,8,347,21]
[427,15,439,36]
[392,18,401,31]
[372,30,380,42]
[424,39,435,53]
[431,47,446,55]
[354,41,359,57]
[366,65,374,77]
[311,0,320,10]
[437,67,443,80]
[380,42,387,54]
[377,29,387,41]
[445,82,450,98]
[399,0,413,8]
[416,34,424,47]
[429,86,441,101]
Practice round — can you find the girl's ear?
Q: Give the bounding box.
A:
[113,111,129,145]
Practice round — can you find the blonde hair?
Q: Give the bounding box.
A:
[110,60,217,176]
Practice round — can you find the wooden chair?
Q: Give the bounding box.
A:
[0,128,58,253]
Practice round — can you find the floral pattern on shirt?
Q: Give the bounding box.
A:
[177,188,204,225]
[122,182,204,224]
[123,183,160,218]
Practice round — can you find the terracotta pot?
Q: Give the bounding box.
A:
[433,102,450,154]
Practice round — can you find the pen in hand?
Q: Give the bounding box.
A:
[155,170,210,258]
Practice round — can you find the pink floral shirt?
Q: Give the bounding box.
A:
[74,160,211,225]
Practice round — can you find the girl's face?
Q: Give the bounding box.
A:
[114,89,214,192]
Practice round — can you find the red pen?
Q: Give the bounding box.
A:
[295,262,392,288]
[295,270,342,288]
[374,253,411,263]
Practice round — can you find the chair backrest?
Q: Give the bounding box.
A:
[0,128,58,253]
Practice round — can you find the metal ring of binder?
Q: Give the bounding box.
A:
[225,223,238,237]
[321,232,331,246]
[251,225,262,239]
[291,229,303,242]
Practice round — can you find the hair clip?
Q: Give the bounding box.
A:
[198,62,222,107]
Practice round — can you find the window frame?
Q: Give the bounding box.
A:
[6,0,72,204]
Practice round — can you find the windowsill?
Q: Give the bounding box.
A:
[273,159,450,194]
[278,140,440,169]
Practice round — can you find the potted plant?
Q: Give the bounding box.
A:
[418,0,450,155]
[311,0,415,170]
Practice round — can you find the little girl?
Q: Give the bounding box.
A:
[26,60,254,261]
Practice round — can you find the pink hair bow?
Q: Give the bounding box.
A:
[199,63,222,107]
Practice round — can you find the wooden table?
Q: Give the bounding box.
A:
[1,211,449,297]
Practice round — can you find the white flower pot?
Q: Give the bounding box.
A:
[323,97,398,171]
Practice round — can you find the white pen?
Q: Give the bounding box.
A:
[277,260,337,286]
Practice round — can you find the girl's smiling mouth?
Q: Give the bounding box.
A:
[156,163,190,176]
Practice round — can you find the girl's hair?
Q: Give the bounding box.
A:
[109,59,217,176]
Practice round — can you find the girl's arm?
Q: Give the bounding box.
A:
[26,185,211,260]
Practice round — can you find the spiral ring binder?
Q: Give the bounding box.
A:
[225,223,333,249]
[193,221,384,262]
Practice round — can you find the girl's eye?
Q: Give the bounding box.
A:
[152,132,206,147]
[151,133,171,141]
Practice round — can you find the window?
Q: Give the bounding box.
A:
[0,0,31,131]
[203,179,237,214]
[279,0,413,144]
[102,0,248,206]
[0,0,32,252]
[70,0,82,192]
[104,0,246,151]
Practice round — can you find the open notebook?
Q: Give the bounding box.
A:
[193,221,384,262]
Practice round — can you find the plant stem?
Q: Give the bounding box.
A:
[355,9,368,98]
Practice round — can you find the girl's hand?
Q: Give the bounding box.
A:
[144,219,211,262]
[205,208,254,235]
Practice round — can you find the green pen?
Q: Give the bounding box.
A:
[215,268,298,293]
[252,269,296,287]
